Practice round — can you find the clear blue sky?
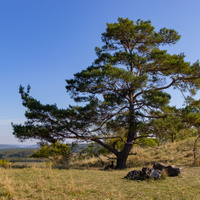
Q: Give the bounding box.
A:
[1,0,200,144]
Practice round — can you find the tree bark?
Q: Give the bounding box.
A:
[115,143,133,169]
[115,95,136,169]
[116,155,128,169]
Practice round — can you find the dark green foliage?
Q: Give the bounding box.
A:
[12,18,200,169]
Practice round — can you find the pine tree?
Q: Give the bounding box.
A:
[12,18,200,169]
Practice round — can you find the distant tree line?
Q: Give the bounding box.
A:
[0,149,43,162]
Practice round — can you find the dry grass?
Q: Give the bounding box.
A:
[127,137,196,167]
[0,166,199,199]
[70,155,107,169]
[70,137,197,169]
[0,137,199,199]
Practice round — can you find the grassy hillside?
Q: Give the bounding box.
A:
[70,137,198,169]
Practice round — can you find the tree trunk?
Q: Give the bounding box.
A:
[116,156,127,169]
[115,143,133,169]
[115,94,136,169]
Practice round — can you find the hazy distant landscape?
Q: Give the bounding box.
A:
[0,144,39,150]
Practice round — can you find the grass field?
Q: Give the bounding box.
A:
[0,137,200,200]
[0,167,200,200]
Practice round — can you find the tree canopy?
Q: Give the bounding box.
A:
[12,18,200,169]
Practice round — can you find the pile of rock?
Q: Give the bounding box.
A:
[153,163,181,177]
[125,163,181,180]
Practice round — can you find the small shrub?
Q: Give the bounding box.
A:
[31,141,71,169]
[0,159,10,168]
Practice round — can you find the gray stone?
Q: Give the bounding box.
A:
[142,167,153,178]
[125,162,181,181]
[125,170,142,180]
[151,169,162,179]
[153,162,181,177]
[125,167,162,180]
[153,162,167,171]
